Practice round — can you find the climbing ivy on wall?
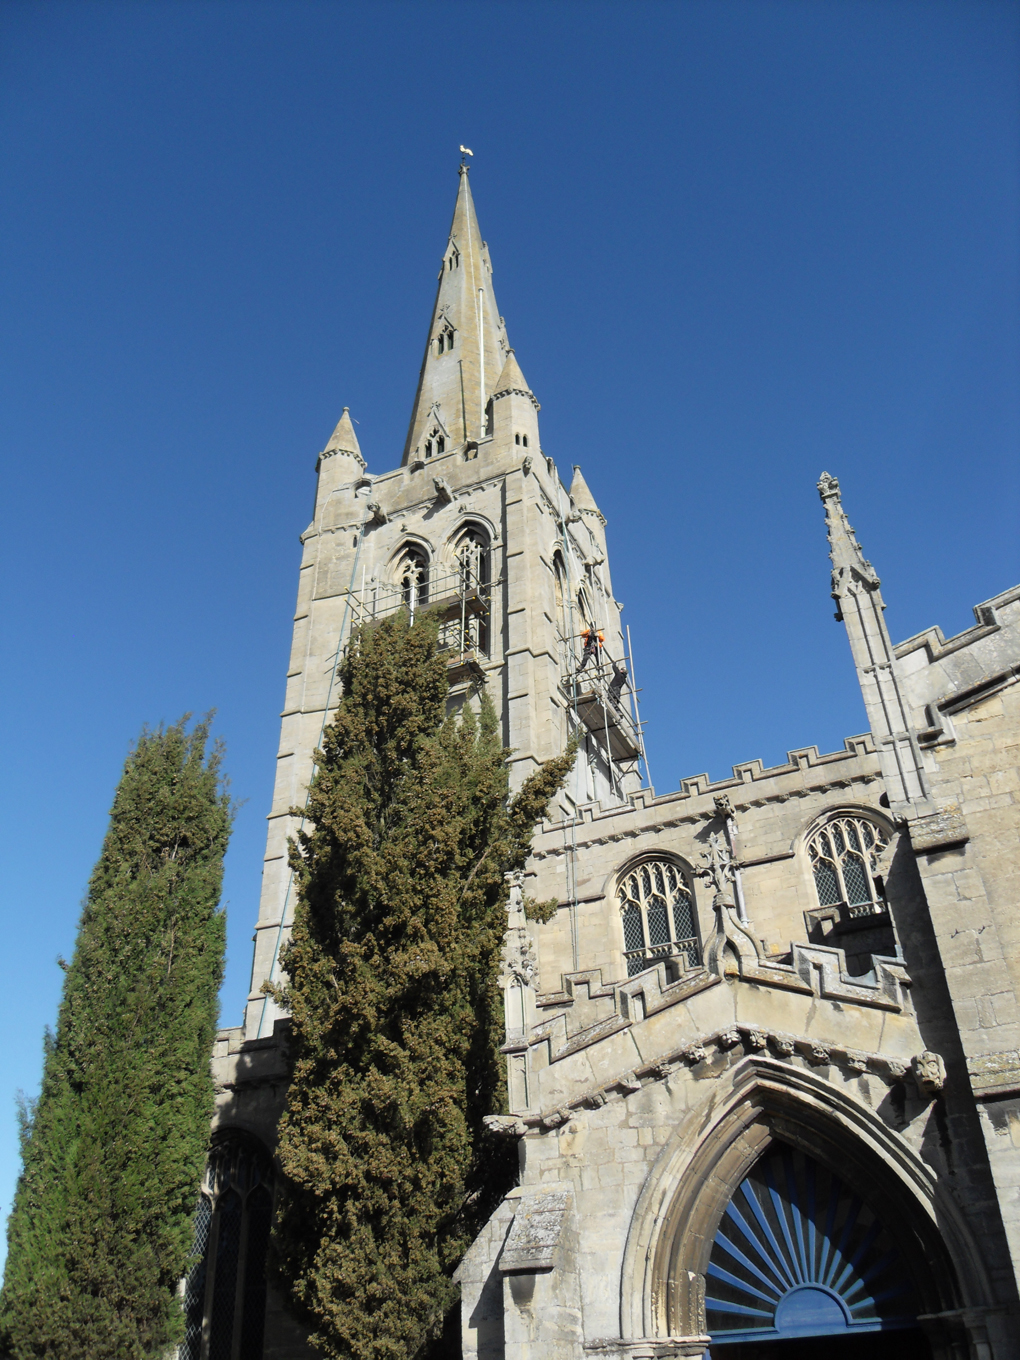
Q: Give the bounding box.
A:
[270,612,575,1359]
[0,718,231,1360]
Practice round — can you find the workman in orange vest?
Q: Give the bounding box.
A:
[578,625,605,672]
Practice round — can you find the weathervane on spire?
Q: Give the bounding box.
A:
[459,144,474,168]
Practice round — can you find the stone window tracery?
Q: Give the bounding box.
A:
[396,545,430,616]
[553,552,572,674]
[424,427,446,458]
[619,859,700,977]
[180,1132,273,1360]
[451,526,489,654]
[807,813,888,918]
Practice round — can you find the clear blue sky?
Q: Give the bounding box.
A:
[1,0,1018,1245]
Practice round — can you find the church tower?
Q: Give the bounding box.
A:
[244,166,643,1042]
[197,168,1020,1360]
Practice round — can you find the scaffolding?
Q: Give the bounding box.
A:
[560,634,647,767]
[342,563,493,685]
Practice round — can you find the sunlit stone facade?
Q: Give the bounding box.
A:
[194,170,1020,1360]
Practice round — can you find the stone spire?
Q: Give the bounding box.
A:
[818,471,927,807]
[402,166,510,462]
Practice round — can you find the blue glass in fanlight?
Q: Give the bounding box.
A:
[705,1143,919,1343]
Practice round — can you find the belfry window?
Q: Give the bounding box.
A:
[453,527,490,654]
[553,552,571,674]
[425,427,444,459]
[807,814,888,918]
[619,859,700,976]
[396,545,430,616]
[180,1132,273,1360]
[437,333,445,354]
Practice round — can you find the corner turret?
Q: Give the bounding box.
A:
[315,407,366,516]
[490,349,540,455]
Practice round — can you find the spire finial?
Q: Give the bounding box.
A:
[459,144,474,170]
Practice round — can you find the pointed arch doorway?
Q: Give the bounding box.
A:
[704,1142,931,1360]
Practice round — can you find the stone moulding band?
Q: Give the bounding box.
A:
[484,1028,928,1137]
[584,1341,711,1359]
[491,384,540,410]
[525,943,912,1072]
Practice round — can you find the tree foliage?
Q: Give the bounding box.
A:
[0,718,231,1360]
[270,613,575,1360]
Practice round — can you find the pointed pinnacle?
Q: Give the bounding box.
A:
[322,408,365,464]
[491,349,534,400]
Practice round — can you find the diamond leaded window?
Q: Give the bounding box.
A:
[180,1133,273,1360]
[620,859,700,977]
[807,814,888,919]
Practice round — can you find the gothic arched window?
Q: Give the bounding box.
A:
[424,426,445,458]
[807,813,888,919]
[396,545,430,616]
[619,859,700,977]
[553,553,571,674]
[453,526,490,654]
[180,1132,273,1360]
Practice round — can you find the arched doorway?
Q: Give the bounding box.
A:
[621,1066,984,1360]
[705,1141,930,1359]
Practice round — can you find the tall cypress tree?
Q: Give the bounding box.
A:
[0,718,231,1360]
[270,612,575,1360]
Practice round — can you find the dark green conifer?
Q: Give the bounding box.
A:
[0,718,231,1360]
[270,613,575,1360]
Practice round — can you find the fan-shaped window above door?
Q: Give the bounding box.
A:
[705,1142,921,1346]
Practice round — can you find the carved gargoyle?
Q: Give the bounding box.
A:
[912,1050,946,1097]
[483,1114,527,1138]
